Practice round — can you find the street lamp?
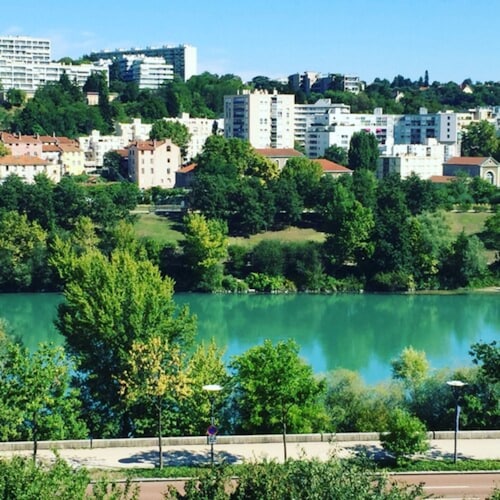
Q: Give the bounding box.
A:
[202,384,222,466]
[446,380,467,463]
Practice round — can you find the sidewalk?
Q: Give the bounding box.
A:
[0,437,498,469]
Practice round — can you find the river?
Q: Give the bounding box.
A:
[0,292,498,384]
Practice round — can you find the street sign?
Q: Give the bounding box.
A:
[207,424,218,436]
[208,435,217,444]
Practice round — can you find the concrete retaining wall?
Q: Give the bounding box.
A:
[0,430,498,452]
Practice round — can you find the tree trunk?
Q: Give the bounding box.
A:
[282,419,287,462]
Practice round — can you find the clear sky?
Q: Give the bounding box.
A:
[3,0,499,85]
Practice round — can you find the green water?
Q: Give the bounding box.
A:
[0,293,498,383]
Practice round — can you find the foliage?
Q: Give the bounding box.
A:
[470,340,499,384]
[0,334,87,458]
[149,120,191,159]
[119,336,191,467]
[229,339,326,460]
[348,131,379,171]
[0,142,10,156]
[280,157,323,208]
[244,272,296,293]
[380,409,429,464]
[177,458,424,499]
[0,211,49,292]
[322,144,348,165]
[182,213,228,291]
[391,346,429,391]
[54,248,196,437]
[0,456,90,500]
[461,120,499,158]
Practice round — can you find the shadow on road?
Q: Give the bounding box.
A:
[119,449,243,467]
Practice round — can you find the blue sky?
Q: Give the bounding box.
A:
[3,0,499,84]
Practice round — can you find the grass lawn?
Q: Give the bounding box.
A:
[443,211,492,236]
[133,212,185,244]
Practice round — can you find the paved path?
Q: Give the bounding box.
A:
[0,438,499,468]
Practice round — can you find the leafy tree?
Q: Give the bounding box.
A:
[402,173,440,215]
[5,88,26,107]
[439,232,488,288]
[380,409,429,464]
[250,240,286,276]
[0,142,10,157]
[119,336,191,468]
[470,341,499,384]
[482,208,500,253]
[229,339,326,460]
[0,211,48,292]
[149,120,191,160]
[322,144,348,165]
[270,175,303,227]
[23,174,56,230]
[0,173,27,212]
[53,176,90,230]
[0,334,87,459]
[103,150,127,181]
[352,168,378,209]
[461,120,498,157]
[280,157,323,208]
[54,249,196,437]
[182,213,228,291]
[391,346,429,395]
[348,130,379,171]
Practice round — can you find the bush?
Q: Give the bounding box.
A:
[245,272,296,293]
[381,409,429,464]
[221,275,249,293]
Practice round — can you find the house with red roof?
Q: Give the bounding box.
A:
[254,148,304,170]
[0,154,61,183]
[313,158,353,177]
[443,156,499,187]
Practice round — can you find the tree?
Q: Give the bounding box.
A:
[280,157,323,208]
[149,120,191,161]
[0,142,10,157]
[5,88,26,107]
[391,346,429,395]
[0,334,87,460]
[182,213,228,291]
[119,336,191,468]
[229,339,325,460]
[103,150,127,181]
[54,249,196,437]
[461,120,498,158]
[380,409,429,464]
[0,211,48,292]
[470,341,499,384]
[348,130,379,171]
[322,145,348,166]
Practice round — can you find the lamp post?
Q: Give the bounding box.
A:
[202,384,222,466]
[446,380,467,463]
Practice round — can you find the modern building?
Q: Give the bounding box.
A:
[377,140,448,180]
[224,90,295,149]
[0,35,108,96]
[127,139,181,189]
[117,55,174,89]
[90,44,197,81]
[443,156,499,187]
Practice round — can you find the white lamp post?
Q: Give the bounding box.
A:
[446,380,467,463]
[203,384,222,466]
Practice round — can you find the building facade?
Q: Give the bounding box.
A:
[117,55,174,89]
[224,90,295,149]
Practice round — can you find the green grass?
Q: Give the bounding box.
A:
[443,211,492,237]
[133,212,184,244]
[228,226,325,247]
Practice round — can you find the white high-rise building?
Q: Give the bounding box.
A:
[118,55,174,89]
[0,35,108,96]
[224,90,295,149]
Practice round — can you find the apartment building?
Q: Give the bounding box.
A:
[0,154,61,183]
[91,44,197,81]
[117,55,174,89]
[224,90,295,149]
[0,35,108,96]
[127,139,180,189]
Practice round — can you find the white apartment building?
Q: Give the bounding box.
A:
[224,90,295,149]
[0,154,61,183]
[164,113,224,161]
[304,107,397,158]
[0,35,108,96]
[91,44,197,81]
[117,55,173,89]
[79,130,129,170]
[377,140,447,180]
[115,118,152,143]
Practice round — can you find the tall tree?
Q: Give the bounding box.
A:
[280,157,323,208]
[54,249,196,437]
[347,130,379,171]
[461,120,498,158]
[322,145,348,166]
[229,339,325,460]
[149,120,192,160]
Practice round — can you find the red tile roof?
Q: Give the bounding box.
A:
[178,163,196,173]
[255,148,304,158]
[0,154,49,166]
[129,140,166,151]
[429,175,455,183]
[444,157,488,165]
[313,158,352,173]
[0,133,41,144]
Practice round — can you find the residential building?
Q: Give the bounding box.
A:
[79,130,129,170]
[0,35,109,96]
[0,154,60,183]
[443,156,500,187]
[127,139,180,189]
[115,118,152,143]
[377,140,447,180]
[313,158,353,177]
[164,113,224,161]
[0,132,42,157]
[254,148,304,170]
[117,55,174,89]
[90,44,197,81]
[224,90,295,149]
